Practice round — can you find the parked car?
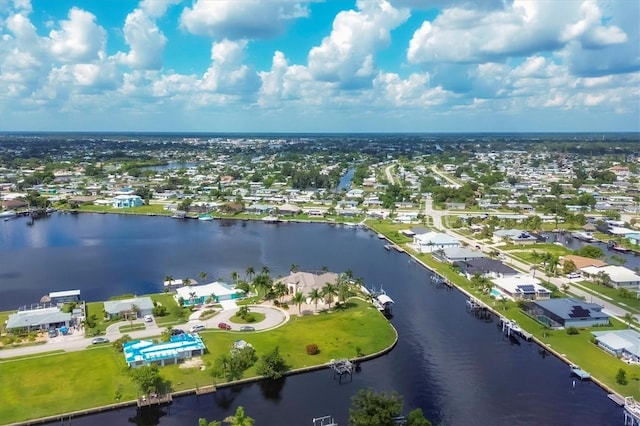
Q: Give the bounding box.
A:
[144,315,153,322]
[239,326,255,332]
[91,337,110,345]
[567,272,581,279]
[218,322,232,330]
[170,328,185,336]
[190,324,206,333]
[48,329,57,338]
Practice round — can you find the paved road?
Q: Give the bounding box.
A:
[384,163,395,185]
[0,305,289,359]
[431,165,461,188]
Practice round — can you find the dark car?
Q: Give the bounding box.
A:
[239,326,255,332]
[218,322,232,330]
[91,337,110,345]
[170,328,185,336]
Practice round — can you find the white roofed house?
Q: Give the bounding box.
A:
[103,297,154,320]
[274,271,340,297]
[174,282,245,306]
[6,308,72,333]
[580,265,640,291]
[112,194,143,208]
[491,275,552,301]
[413,232,460,253]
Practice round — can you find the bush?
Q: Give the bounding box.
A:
[152,305,168,317]
[566,327,579,335]
[617,368,628,385]
[306,344,319,355]
[245,315,256,323]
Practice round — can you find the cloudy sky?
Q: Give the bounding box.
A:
[1,0,639,133]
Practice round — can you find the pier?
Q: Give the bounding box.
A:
[569,364,591,380]
[313,415,338,426]
[137,393,172,408]
[330,359,353,383]
[624,397,640,426]
[500,318,532,341]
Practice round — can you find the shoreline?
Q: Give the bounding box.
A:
[363,222,628,406]
[6,321,398,426]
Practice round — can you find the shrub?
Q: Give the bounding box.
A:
[306,344,319,355]
[617,368,628,385]
[152,305,168,317]
[566,327,579,335]
[245,315,256,323]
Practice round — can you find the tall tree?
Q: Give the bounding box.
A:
[322,283,338,309]
[349,389,403,426]
[199,271,208,283]
[292,291,305,314]
[309,288,322,313]
[290,264,299,273]
[245,266,255,282]
[256,346,289,380]
[224,406,255,426]
[230,271,239,285]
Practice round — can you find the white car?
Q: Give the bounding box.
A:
[567,272,581,279]
[144,315,153,322]
[190,324,206,333]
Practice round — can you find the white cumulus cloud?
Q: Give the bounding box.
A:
[49,7,106,63]
[180,0,310,39]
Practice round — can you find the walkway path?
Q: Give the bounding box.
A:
[0,304,289,359]
[384,163,396,185]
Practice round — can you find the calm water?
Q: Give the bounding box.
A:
[544,232,640,271]
[0,215,621,425]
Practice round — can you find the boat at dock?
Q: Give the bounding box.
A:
[198,214,213,221]
[384,244,392,251]
[0,210,17,219]
[608,240,631,253]
[377,233,385,239]
[569,364,591,380]
[571,231,594,242]
[500,318,532,341]
[262,215,281,223]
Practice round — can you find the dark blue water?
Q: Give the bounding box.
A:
[336,168,354,192]
[0,215,621,425]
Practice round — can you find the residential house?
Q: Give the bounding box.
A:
[592,329,640,362]
[274,271,339,297]
[561,255,606,270]
[456,258,519,280]
[103,297,154,320]
[491,275,552,301]
[112,194,143,208]
[493,229,538,245]
[6,308,72,332]
[175,282,245,306]
[580,265,640,290]
[524,298,610,328]
[413,232,460,253]
[277,203,302,216]
[434,247,485,263]
[123,333,206,368]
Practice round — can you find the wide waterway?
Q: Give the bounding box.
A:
[0,214,621,425]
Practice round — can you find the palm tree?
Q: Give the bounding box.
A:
[199,271,208,283]
[322,283,338,309]
[164,275,174,286]
[309,288,322,313]
[343,269,354,280]
[224,406,254,426]
[261,266,270,277]
[230,271,239,286]
[292,291,305,315]
[623,313,634,329]
[183,277,192,287]
[321,265,329,272]
[561,283,570,295]
[337,283,352,305]
[209,292,217,304]
[274,283,288,302]
[189,291,197,307]
[289,264,299,274]
[199,418,221,426]
[245,266,255,282]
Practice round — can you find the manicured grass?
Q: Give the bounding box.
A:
[575,281,640,314]
[0,348,138,424]
[119,324,146,332]
[0,299,395,424]
[144,293,190,326]
[74,204,168,215]
[228,312,266,324]
[0,350,66,362]
[366,221,416,243]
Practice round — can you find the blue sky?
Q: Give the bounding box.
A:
[1,0,639,132]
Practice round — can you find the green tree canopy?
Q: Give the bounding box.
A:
[256,346,289,380]
[349,389,403,426]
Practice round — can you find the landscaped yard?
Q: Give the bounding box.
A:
[144,293,191,326]
[575,281,640,314]
[367,221,415,244]
[0,299,396,424]
[229,312,266,324]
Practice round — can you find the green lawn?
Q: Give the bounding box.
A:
[119,324,146,332]
[73,204,169,215]
[366,221,416,244]
[229,312,266,324]
[0,348,138,423]
[0,310,16,336]
[575,281,640,314]
[0,299,395,424]
[144,293,190,326]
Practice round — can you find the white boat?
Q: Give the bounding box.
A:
[571,231,594,242]
[0,210,16,219]
[198,214,213,221]
[377,233,385,239]
[262,215,280,223]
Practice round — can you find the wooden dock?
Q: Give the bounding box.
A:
[570,364,591,380]
[196,385,217,395]
[137,394,172,408]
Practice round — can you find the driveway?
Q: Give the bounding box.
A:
[187,304,289,332]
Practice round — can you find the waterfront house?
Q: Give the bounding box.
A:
[592,330,640,363]
[490,275,552,301]
[433,247,485,263]
[413,232,460,253]
[49,289,81,305]
[524,298,610,328]
[6,308,71,333]
[175,282,245,306]
[492,229,538,245]
[277,203,302,216]
[561,255,606,270]
[274,271,340,297]
[103,297,154,320]
[456,258,518,279]
[112,194,143,208]
[580,265,640,290]
[123,333,206,368]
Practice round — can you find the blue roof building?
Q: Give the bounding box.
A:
[525,298,610,328]
[123,333,206,368]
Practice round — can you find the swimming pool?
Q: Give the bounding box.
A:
[490,288,505,299]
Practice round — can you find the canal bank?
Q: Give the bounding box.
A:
[0,214,621,425]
